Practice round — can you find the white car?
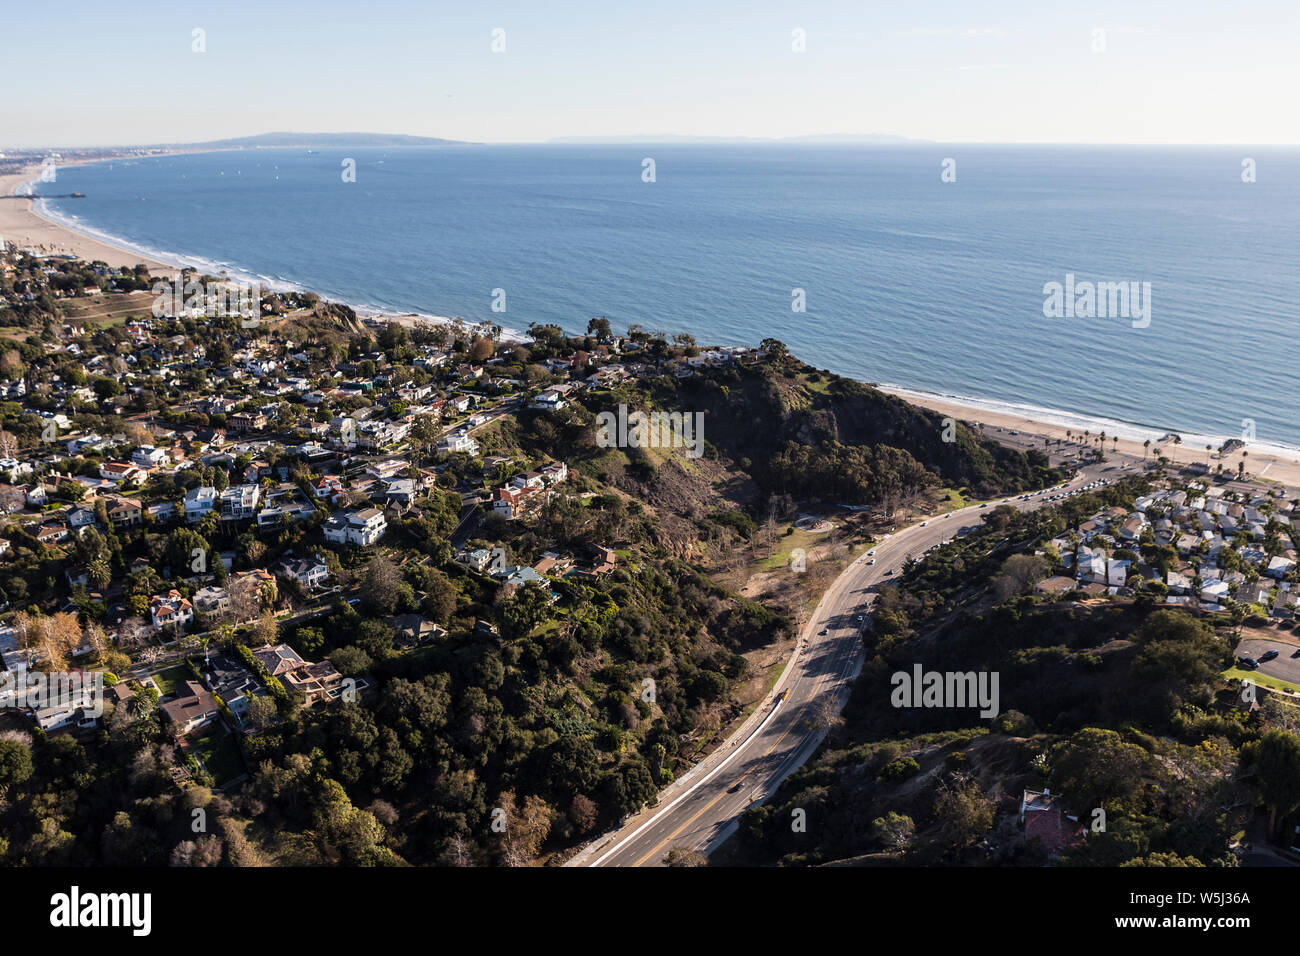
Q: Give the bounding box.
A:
[921,521,929,526]
[868,558,876,565]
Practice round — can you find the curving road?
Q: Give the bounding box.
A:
[568,463,1111,867]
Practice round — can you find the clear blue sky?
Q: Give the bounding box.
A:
[3,0,1297,147]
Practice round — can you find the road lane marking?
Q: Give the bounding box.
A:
[591,695,790,866]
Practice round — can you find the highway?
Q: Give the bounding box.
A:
[569,461,1111,867]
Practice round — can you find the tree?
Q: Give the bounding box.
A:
[244,693,278,733]
[251,610,279,647]
[495,790,555,866]
[664,847,708,866]
[468,335,494,362]
[992,553,1049,602]
[586,316,612,341]
[439,832,475,867]
[0,738,34,792]
[420,569,457,624]
[167,527,209,575]
[93,376,123,400]
[569,794,599,834]
[1119,851,1204,867]
[170,834,223,867]
[410,414,440,461]
[759,338,790,364]
[499,582,551,638]
[933,779,994,852]
[331,645,373,676]
[1050,728,1161,814]
[88,556,112,590]
[227,574,265,623]
[363,555,403,615]
[118,616,148,649]
[526,323,564,350]
[871,811,915,851]
[1250,729,1300,840]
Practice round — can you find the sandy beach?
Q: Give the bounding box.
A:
[5,155,1296,492]
[0,164,178,276]
[883,386,1300,491]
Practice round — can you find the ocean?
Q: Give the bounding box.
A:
[34,143,1300,453]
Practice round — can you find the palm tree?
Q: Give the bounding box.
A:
[1143,439,1150,461]
[1205,444,1212,466]
[1171,435,1182,463]
[88,557,111,591]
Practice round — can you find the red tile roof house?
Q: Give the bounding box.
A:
[150,590,195,631]
[492,484,539,519]
[99,461,144,485]
[1020,789,1085,858]
[161,680,220,735]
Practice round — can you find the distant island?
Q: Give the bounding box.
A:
[175,131,477,149]
[548,132,919,144]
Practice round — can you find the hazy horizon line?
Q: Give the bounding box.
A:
[7,133,1300,151]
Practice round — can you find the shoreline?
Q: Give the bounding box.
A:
[6,156,1299,487]
[1,161,180,276]
[3,157,503,342]
[881,384,1300,490]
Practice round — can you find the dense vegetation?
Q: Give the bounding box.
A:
[0,277,1069,865]
[729,480,1296,867]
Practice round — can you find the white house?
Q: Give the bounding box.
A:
[149,590,195,631]
[220,484,261,520]
[1077,546,1108,585]
[531,387,568,411]
[323,508,387,547]
[276,554,330,589]
[439,430,479,456]
[192,585,230,614]
[1266,556,1296,580]
[131,445,170,469]
[1106,560,1131,587]
[1200,579,1231,603]
[185,486,217,522]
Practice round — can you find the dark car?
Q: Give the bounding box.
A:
[1259,649,1279,663]
[1237,656,1258,669]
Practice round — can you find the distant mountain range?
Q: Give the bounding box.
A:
[547,133,920,144]
[178,132,475,149]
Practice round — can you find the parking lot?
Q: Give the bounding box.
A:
[1236,636,1300,686]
